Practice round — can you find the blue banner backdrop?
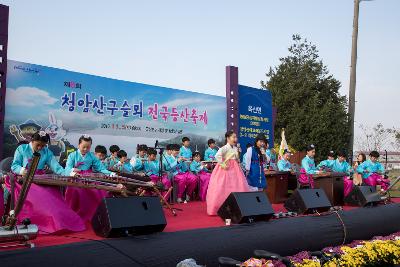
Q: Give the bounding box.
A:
[238,85,273,151]
[3,60,226,159]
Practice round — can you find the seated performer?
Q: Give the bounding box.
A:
[299,144,321,188]
[175,138,198,203]
[94,145,108,169]
[177,167,199,203]
[130,144,148,172]
[144,148,171,198]
[174,163,198,203]
[204,139,218,161]
[277,149,292,171]
[331,151,354,197]
[179,137,192,161]
[65,135,116,222]
[206,131,250,215]
[317,151,336,171]
[264,142,272,161]
[244,134,268,191]
[190,152,211,201]
[269,148,278,171]
[7,131,85,233]
[162,144,179,178]
[113,150,134,173]
[105,144,120,170]
[353,153,366,185]
[357,151,389,191]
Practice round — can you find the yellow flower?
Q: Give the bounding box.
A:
[281,236,400,267]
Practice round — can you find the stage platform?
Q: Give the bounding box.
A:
[7,198,400,249]
[0,199,399,267]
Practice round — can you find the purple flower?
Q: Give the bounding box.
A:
[287,251,310,263]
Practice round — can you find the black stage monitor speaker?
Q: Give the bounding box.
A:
[344,186,381,207]
[217,192,274,224]
[284,189,332,214]
[92,196,167,237]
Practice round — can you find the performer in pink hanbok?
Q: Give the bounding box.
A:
[206,131,250,215]
[65,135,117,222]
[357,151,389,191]
[190,152,211,201]
[7,131,85,233]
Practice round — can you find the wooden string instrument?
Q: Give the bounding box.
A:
[15,174,134,197]
[5,152,41,230]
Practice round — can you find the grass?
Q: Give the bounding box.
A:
[388,170,400,197]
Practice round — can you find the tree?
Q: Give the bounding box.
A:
[356,123,399,152]
[395,131,400,151]
[261,35,349,161]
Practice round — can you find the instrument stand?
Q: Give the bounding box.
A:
[0,240,34,249]
[154,146,182,216]
[0,223,39,250]
[0,153,41,250]
[381,176,400,204]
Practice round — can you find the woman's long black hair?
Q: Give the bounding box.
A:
[224,130,235,144]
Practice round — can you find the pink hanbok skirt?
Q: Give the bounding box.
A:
[206,160,250,215]
[149,174,172,200]
[198,171,211,201]
[174,172,198,199]
[64,170,110,222]
[363,173,390,191]
[343,176,354,197]
[299,168,315,188]
[5,170,86,233]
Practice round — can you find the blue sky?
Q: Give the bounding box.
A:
[2,0,399,138]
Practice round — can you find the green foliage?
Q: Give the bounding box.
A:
[261,35,349,161]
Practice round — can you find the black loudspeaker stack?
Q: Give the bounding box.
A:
[284,189,332,214]
[217,192,275,224]
[344,186,381,207]
[92,196,167,237]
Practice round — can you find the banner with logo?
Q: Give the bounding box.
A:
[3,60,226,159]
[237,85,273,150]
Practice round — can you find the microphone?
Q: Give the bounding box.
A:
[154,140,159,148]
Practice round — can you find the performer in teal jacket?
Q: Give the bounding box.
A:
[356,151,389,190]
[317,151,336,171]
[277,149,292,171]
[331,151,354,196]
[8,131,85,233]
[299,144,321,187]
[204,139,218,161]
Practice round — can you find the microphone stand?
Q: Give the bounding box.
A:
[152,142,182,213]
[384,150,388,170]
[157,147,164,185]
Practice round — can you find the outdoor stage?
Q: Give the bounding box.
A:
[0,198,399,267]
[11,199,374,248]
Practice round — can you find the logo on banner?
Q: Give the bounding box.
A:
[64,81,82,89]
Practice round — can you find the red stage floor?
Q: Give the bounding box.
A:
[7,198,400,250]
